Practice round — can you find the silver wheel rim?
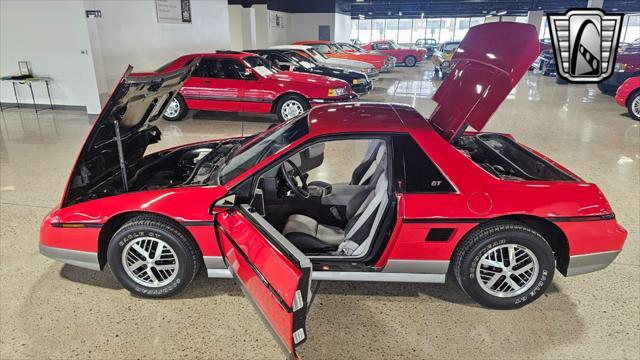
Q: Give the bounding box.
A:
[281,99,304,120]
[632,96,640,117]
[122,237,179,288]
[164,98,180,118]
[476,244,539,298]
[406,57,415,66]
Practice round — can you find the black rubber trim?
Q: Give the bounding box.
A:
[183,94,272,103]
[180,220,216,226]
[403,218,485,224]
[51,222,103,228]
[546,213,615,222]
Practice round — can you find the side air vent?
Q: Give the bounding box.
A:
[426,228,454,242]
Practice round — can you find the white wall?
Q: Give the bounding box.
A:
[289,13,335,42]
[334,13,352,43]
[0,0,102,113]
[254,5,269,48]
[84,0,231,98]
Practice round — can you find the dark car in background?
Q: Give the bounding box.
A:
[598,50,640,95]
[531,49,557,76]
[414,38,438,57]
[246,49,373,95]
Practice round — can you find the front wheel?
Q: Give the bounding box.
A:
[404,56,417,67]
[107,215,202,298]
[452,221,555,309]
[627,91,640,120]
[276,94,309,122]
[162,94,188,121]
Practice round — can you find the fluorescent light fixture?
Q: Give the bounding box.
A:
[358,14,365,19]
[356,0,365,2]
[496,10,507,15]
[398,11,402,16]
[368,12,372,15]
[421,12,424,19]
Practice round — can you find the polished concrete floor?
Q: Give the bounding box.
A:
[1,64,638,359]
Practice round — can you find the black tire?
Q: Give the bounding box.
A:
[275,94,309,122]
[452,221,555,309]
[107,214,202,298]
[404,55,417,67]
[626,90,640,121]
[162,94,188,121]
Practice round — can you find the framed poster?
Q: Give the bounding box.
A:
[156,0,191,24]
[270,11,286,29]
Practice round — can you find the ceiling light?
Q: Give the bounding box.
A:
[497,10,507,15]
[421,12,424,19]
[356,0,365,2]
[398,11,402,16]
[482,10,487,13]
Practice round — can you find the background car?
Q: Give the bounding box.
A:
[294,40,396,72]
[539,38,553,53]
[269,44,380,79]
[531,49,557,76]
[360,39,426,67]
[615,76,640,120]
[414,38,438,57]
[432,41,460,78]
[597,50,640,95]
[158,51,354,122]
[246,49,373,95]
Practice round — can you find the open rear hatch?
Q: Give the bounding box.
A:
[428,22,540,142]
[62,60,199,206]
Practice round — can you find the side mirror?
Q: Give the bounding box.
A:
[209,194,236,215]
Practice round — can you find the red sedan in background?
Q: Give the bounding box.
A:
[39,23,626,358]
[615,76,640,120]
[361,39,427,67]
[158,51,355,122]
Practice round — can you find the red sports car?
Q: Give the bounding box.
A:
[40,23,626,357]
[157,51,355,122]
[615,76,640,120]
[361,39,427,67]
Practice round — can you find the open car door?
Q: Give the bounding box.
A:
[215,203,312,358]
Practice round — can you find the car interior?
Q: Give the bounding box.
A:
[246,138,393,258]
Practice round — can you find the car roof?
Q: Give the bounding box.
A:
[306,102,430,136]
[295,40,331,45]
[270,45,315,51]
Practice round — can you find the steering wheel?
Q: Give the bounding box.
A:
[279,159,309,198]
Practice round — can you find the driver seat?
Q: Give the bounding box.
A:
[282,154,389,256]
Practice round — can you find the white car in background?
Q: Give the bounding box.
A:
[269,45,380,79]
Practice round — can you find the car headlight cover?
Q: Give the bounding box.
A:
[328,87,347,96]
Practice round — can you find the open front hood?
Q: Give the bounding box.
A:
[62,60,198,206]
[429,23,539,142]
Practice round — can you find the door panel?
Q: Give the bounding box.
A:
[216,204,311,357]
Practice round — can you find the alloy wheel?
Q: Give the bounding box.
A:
[121,237,179,287]
[475,243,539,297]
[632,96,640,118]
[406,57,416,67]
[281,100,304,120]
[164,98,180,118]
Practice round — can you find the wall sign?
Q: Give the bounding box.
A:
[156,0,191,24]
[270,11,286,29]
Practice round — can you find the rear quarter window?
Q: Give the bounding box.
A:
[393,135,455,193]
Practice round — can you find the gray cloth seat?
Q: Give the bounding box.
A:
[283,145,389,255]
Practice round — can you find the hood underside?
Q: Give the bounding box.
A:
[429,22,539,142]
[62,60,198,207]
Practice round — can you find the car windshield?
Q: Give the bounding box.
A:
[285,51,317,69]
[388,40,400,49]
[328,43,345,53]
[310,44,333,53]
[305,48,328,62]
[218,115,310,184]
[442,43,458,52]
[244,56,277,76]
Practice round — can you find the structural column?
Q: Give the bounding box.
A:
[527,10,544,36]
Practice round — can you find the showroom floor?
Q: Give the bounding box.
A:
[1,63,638,359]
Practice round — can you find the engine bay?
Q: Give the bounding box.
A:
[454,134,576,181]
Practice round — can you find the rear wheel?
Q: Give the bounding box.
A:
[162,94,188,121]
[276,94,309,122]
[107,215,201,298]
[627,91,640,120]
[452,221,555,309]
[404,55,417,67]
